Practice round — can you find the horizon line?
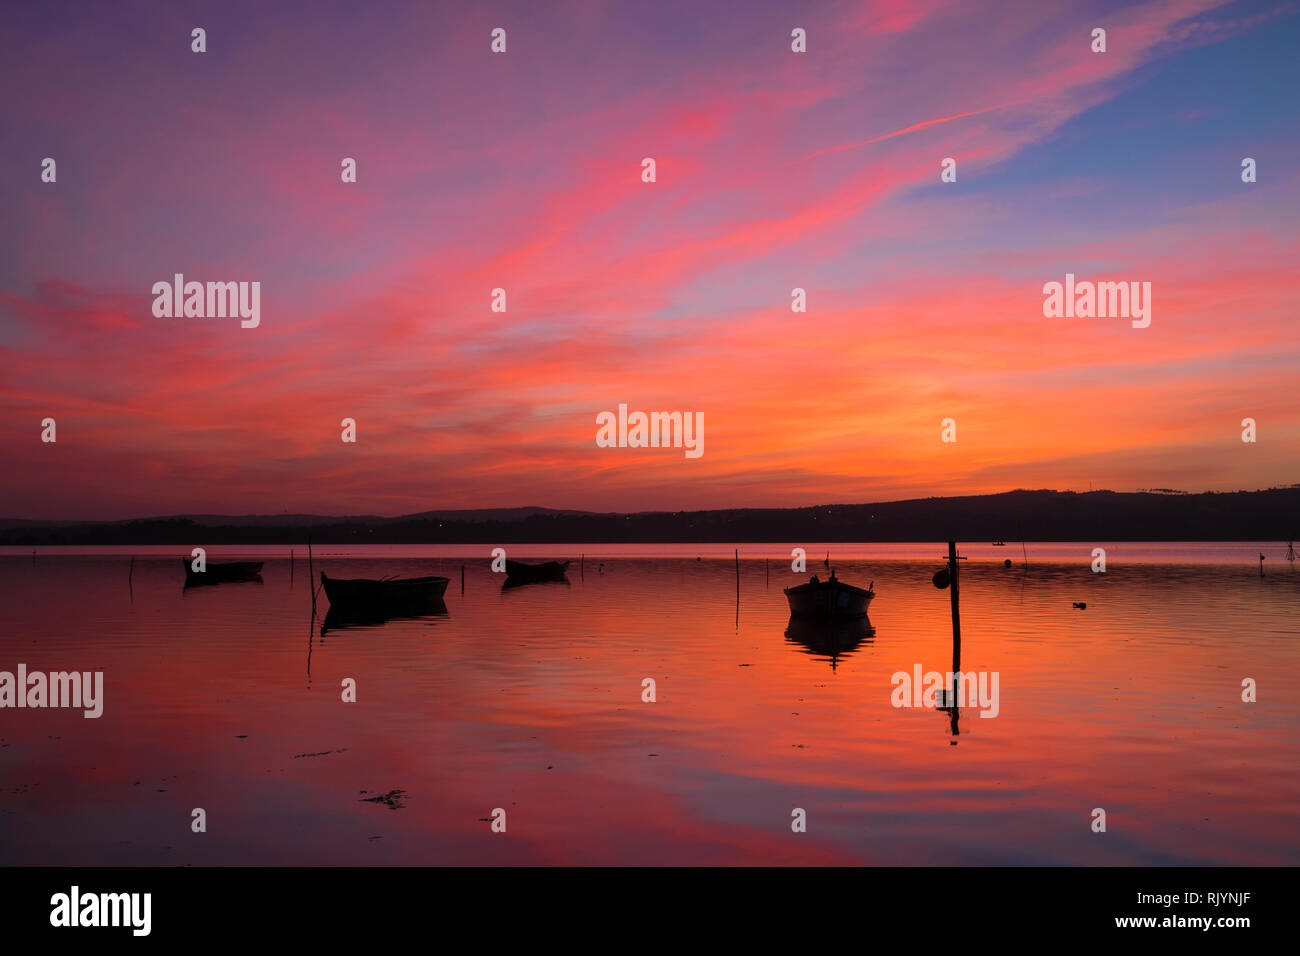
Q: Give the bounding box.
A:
[6,484,1300,526]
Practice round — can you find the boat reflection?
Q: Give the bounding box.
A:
[783,615,875,670]
[502,575,571,591]
[183,574,263,591]
[320,597,448,635]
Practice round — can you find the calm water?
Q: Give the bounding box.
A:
[1,543,1297,865]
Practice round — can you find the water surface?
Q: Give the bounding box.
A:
[1,544,1296,865]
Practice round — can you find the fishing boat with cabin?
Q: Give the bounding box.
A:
[784,570,874,620]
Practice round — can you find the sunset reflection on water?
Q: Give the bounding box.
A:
[1,546,1296,865]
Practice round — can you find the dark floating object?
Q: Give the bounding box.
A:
[321,571,449,606]
[319,572,449,633]
[182,558,263,586]
[1003,558,1013,568]
[359,788,406,809]
[503,559,570,586]
[1073,602,1087,609]
[785,571,874,620]
[932,568,951,589]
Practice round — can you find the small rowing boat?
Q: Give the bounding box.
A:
[784,571,873,620]
[181,558,264,586]
[320,572,449,607]
[503,559,570,584]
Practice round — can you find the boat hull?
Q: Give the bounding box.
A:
[784,577,873,620]
[503,559,570,584]
[320,572,449,608]
[182,558,264,585]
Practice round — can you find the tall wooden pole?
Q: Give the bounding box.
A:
[308,536,315,616]
[948,540,961,663]
[948,540,962,736]
[734,549,741,630]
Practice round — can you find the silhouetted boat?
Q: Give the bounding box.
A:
[784,571,873,620]
[182,558,263,586]
[320,572,449,608]
[503,559,570,584]
[992,541,1007,546]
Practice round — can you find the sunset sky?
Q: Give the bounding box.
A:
[2,0,1297,519]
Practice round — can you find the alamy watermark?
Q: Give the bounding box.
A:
[152,274,260,328]
[596,404,703,458]
[1042,273,1150,328]
[891,665,999,718]
[0,664,102,718]
[50,886,150,936]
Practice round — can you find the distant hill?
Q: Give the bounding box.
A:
[0,506,599,531]
[1,489,1296,545]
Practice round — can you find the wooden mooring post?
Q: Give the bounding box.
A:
[308,536,316,615]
